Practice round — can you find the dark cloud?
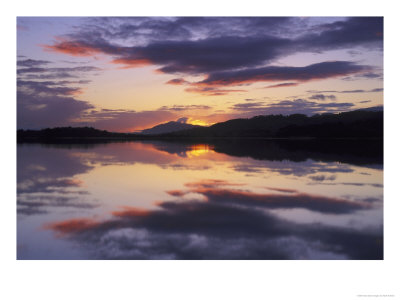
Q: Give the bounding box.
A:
[198,61,370,87]
[231,102,267,111]
[184,86,247,96]
[165,78,189,85]
[299,17,383,51]
[17,58,51,67]
[17,73,95,129]
[265,82,298,88]
[83,17,297,43]
[40,17,382,98]
[176,117,189,124]
[309,94,337,101]
[158,104,211,111]
[341,72,383,81]
[17,57,101,129]
[21,73,80,80]
[308,88,383,94]
[152,36,293,74]
[45,34,294,75]
[231,98,354,115]
[17,66,100,75]
[18,80,83,96]
[309,175,337,182]
[44,17,381,78]
[359,72,382,79]
[17,91,94,129]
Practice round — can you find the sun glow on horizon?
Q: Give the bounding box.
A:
[187,118,212,127]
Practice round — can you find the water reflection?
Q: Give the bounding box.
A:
[17,139,383,259]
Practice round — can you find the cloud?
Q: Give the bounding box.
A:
[307,88,383,94]
[230,98,354,115]
[17,66,101,75]
[42,39,106,57]
[176,117,189,123]
[184,86,247,96]
[79,17,297,44]
[40,17,382,99]
[45,34,293,74]
[43,218,100,235]
[341,72,383,81]
[17,57,102,129]
[17,58,51,67]
[309,94,337,101]
[43,17,381,77]
[299,17,383,50]
[197,61,371,87]
[18,80,83,96]
[158,104,211,112]
[309,175,337,182]
[165,78,189,85]
[265,82,298,88]
[17,91,94,129]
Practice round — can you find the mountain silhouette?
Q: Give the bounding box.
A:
[165,109,383,138]
[140,121,203,135]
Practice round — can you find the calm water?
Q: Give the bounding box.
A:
[17,139,383,259]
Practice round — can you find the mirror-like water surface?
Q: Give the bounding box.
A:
[17,140,383,259]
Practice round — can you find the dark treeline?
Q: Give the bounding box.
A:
[165,110,383,138]
[17,109,383,142]
[17,126,140,143]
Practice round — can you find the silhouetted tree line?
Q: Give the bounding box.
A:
[165,110,383,138]
[17,110,383,142]
[17,126,137,142]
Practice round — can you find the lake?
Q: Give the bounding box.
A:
[17,139,383,259]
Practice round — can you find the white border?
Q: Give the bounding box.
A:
[2,1,399,299]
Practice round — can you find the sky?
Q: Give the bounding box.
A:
[17,17,383,132]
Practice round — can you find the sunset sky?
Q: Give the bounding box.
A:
[17,17,383,132]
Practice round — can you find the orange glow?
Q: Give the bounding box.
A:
[166,190,187,197]
[111,58,153,68]
[43,218,99,236]
[42,39,101,57]
[66,89,84,96]
[63,178,84,187]
[112,206,150,217]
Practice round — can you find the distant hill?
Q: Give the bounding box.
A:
[140,121,203,135]
[165,109,383,138]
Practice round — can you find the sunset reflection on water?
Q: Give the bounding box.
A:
[17,140,383,259]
